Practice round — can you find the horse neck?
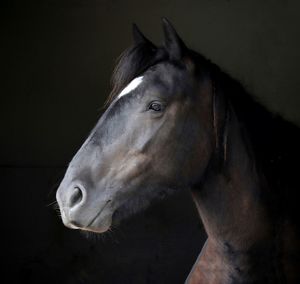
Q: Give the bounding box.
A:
[191,106,275,270]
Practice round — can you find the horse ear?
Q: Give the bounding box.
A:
[132,23,156,47]
[162,17,187,60]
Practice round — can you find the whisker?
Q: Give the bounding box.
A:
[46,200,57,207]
[46,167,67,198]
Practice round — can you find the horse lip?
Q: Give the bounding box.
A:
[86,199,112,227]
[66,221,80,229]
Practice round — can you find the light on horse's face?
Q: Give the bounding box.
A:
[117,76,144,98]
[56,63,213,233]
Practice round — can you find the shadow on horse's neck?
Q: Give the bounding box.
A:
[189,104,278,282]
[193,107,270,246]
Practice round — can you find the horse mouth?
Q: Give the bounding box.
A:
[61,199,113,233]
[79,200,112,233]
[86,199,112,224]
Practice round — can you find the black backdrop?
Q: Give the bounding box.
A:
[1,1,300,283]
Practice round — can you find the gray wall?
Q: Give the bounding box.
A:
[1,0,299,283]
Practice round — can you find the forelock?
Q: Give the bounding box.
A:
[105,43,167,106]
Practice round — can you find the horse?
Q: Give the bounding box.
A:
[56,18,300,283]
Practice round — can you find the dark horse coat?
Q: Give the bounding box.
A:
[56,19,300,283]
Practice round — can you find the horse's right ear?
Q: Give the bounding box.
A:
[132,23,156,47]
[162,17,187,61]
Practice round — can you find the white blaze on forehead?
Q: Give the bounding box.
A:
[117,76,144,98]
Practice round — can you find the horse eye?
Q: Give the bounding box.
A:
[149,102,162,112]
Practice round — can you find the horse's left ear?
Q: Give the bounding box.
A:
[162,17,187,61]
[132,23,156,48]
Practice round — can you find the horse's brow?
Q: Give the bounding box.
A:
[117,76,144,99]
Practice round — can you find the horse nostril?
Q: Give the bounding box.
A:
[69,186,83,208]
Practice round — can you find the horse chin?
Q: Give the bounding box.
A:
[63,219,111,234]
[80,224,111,234]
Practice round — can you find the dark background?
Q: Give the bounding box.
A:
[1,0,300,283]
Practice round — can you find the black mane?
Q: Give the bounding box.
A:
[205,53,300,223]
[108,42,300,218]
